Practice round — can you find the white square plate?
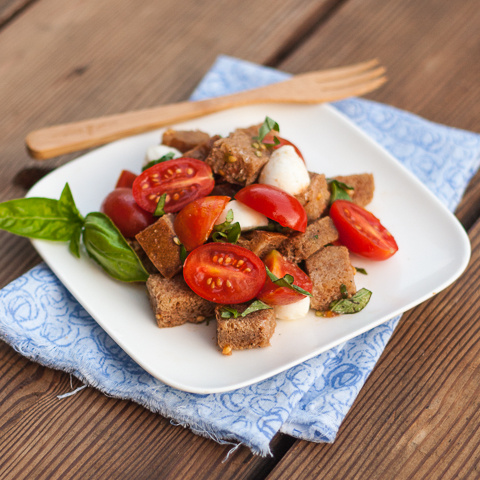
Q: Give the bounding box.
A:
[27,104,471,393]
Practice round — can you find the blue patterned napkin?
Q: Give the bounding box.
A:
[1,56,479,456]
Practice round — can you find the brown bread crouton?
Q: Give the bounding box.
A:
[162,129,211,153]
[147,274,215,328]
[205,126,271,185]
[216,304,276,353]
[279,217,338,263]
[334,173,375,207]
[135,214,182,279]
[306,246,356,311]
[236,231,288,259]
[183,135,221,161]
[126,239,158,275]
[295,172,330,222]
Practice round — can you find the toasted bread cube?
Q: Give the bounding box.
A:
[237,231,288,259]
[216,304,276,352]
[306,246,356,311]
[183,135,221,161]
[279,217,338,263]
[126,239,158,275]
[135,214,182,279]
[295,172,330,222]
[334,173,375,207]
[162,129,211,153]
[147,274,215,328]
[205,126,271,185]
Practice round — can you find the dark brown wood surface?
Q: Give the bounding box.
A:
[0,0,479,478]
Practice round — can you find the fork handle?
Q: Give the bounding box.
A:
[25,88,279,160]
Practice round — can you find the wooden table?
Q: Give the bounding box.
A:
[1,0,480,478]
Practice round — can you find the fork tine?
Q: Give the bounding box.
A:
[295,59,380,82]
[317,66,387,91]
[317,75,388,102]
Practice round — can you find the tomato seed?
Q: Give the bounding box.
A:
[167,169,174,175]
[218,257,224,264]
[176,169,182,174]
[225,257,232,264]
[226,280,232,288]
[173,193,180,200]
[237,260,244,267]
[142,184,149,189]
[148,194,156,200]
[207,278,213,285]
[165,195,171,202]
[213,255,218,263]
[216,278,223,286]
[244,268,251,273]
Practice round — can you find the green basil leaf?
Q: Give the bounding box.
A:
[256,116,280,143]
[340,284,348,299]
[221,306,239,319]
[180,244,188,263]
[329,180,353,204]
[354,267,368,275]
[142,152,175,171]
[241,299,272,317]
[154,193,167,217]
[327,179,354,190]
[226,222,241,244]
[211,209,241,244]
[265,266,313,297]
[0,197,82,241]
[82,212,149,282]
[69,225,82,258]
[329,288,372,314]
[58,183,84,223]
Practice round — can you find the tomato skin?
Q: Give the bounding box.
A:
[174,196,230,251]
[330,200,398,261]
[132,158,214,213]
[257,250,313,305]
[235,184,307,232]
[263,135,305,162]
[101,188,155,238]
[183,243,266,304]
[115,170,137,189]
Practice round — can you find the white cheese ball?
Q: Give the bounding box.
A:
[274,296,311,321]
[215,200,269,231]
[259,145,310,196]
[144,145,182,167]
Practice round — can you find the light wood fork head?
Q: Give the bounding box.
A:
[26,59,386,160]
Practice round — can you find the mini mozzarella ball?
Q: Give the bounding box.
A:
[274,296,311,321]
[259,145,310,195]
[215,200,269,231]
[143,145,182,166]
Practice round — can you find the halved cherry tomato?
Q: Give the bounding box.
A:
[174,196,230,251]
[235,184,307,232]
[183,243,266,304]
[132,158,214,213]
[115,170,137,189]
[263,135,305,162]
[330,200,398,261]
[101,188,155,238]
[257,250,313,305]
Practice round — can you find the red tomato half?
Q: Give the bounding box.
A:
[101,188,155,238]
[235,184,307,232]
[257,250,313,305]
[174,196,230,251]
[183,243,266,304]
[330,200,398,261]
[263,135,305,162]
[115,170,137,189]
[132,158,214,213]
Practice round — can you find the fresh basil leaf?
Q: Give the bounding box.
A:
[180,244,188,263]
[226,222,241,244]
[340,284,348,299]
[265,266,313,297]
[354,267,368,275]
[142,152,175,171]
[327,179,354,190]
[82,212,149,282]
[221,306,239,319]
[211,209,241,244]
[58,183,84,223]
[329,180,353,204]
[154,193,167,217]
[0,197,82,241]
[69,225,82,258]
[241,299,272,316]
[253,220,292,234]
[225,209,234,223]
[329,288,372,314]
[256,116,280,143]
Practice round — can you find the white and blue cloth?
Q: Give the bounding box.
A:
[1,56,479,456]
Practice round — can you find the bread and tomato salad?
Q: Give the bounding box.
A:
[0,117,398,355]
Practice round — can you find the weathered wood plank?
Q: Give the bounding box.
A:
[0,0,34,27]
[0,0,341,478]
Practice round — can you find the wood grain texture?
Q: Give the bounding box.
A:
[0,0,36,27]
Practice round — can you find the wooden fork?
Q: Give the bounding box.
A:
[26,59,386,160]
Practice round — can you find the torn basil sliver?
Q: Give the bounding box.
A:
[329,288,372,314]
